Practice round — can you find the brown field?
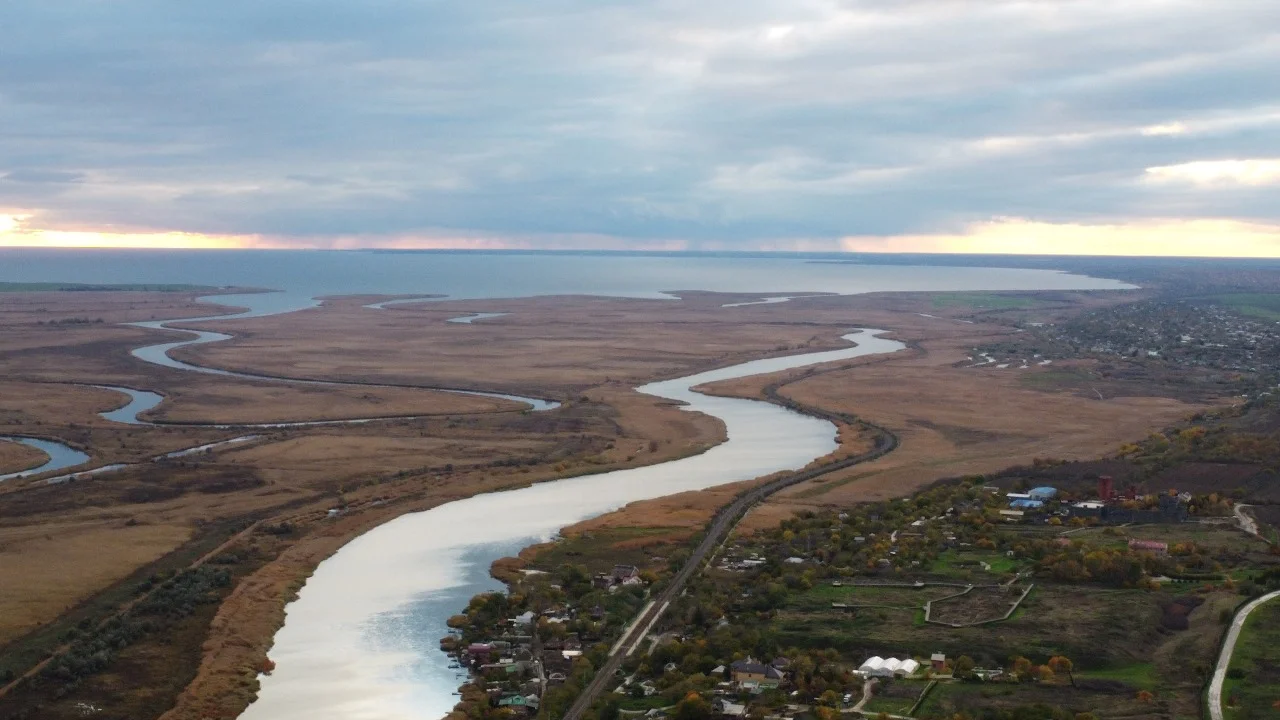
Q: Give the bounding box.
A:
[144,375,519,423]
[0,520,193,645]
[0,439,46,474]
[0,284,1226,720]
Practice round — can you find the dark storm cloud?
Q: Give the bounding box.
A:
[1,0,1277,243]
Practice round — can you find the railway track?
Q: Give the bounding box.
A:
[561,390,898,720]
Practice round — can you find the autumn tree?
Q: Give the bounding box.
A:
[1048,655,1075,687]
[674,692,712,720]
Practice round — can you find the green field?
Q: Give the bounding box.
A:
[531,525,684,573]
[1222,597,1280,717]
[786,583,957,612]
[932,549,1022,578]
[0,282,216,292]
[1206,293,1280,322]
[930,293,1039,310]
[1074,662,1159,689]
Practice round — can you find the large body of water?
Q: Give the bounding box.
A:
[0,249,1135,310]
[0,249,1138,718]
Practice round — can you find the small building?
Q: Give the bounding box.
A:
[1009,499,1044,510]
[731,657,785,686]
[497,694,540,715]
[612,565,641,582]
[1129,539,1169,555]
[857,656,917,678]
[512,611,536,626]
[713,698,748,718]
[1029,486,1059,501]
[930,653,946,672]
[467,643,492,663]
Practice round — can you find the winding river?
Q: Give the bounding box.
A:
[240,329,906,720]
[127,299,559,413]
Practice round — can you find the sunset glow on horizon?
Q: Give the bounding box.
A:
[5,212,1280,258]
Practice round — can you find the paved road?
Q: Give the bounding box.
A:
[1234,503,1259,537]
[1208,589,1280,720]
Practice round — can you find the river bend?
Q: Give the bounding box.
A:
[241,329,905,720]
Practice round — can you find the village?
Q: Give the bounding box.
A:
[972,296,1280,401]
[446,400,1280,720]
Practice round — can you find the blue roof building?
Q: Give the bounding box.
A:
[1010,498,1045,509]
[1028,486,1058,501]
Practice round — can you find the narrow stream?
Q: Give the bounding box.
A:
[240,329,906,720]
[127,296,559,412]
[0,436,90,482]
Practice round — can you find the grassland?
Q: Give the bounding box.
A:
[0,439,47,474]
[0,283,1226,720]
[1206,293,1280,322]
[1222,597,1280,717]
[930,293,1040,310]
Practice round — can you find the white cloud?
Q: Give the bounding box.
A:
[1,0,1279,247]
[1145,159,1280,187]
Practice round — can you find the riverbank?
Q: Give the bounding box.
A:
[0,439,48,475]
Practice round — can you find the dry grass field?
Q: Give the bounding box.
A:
[0,283,1225,720]
[0,439,46,474]
[144,376,520,423]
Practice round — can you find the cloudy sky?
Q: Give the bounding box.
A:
[2,1,1278,254]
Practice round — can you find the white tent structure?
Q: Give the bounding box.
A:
[857,656,920,678]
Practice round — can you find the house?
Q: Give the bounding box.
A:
[512,611,536,626]
[1129,539,1169,555]
[731,657,785,686]
[497,694,540,715]
[612,565,641,582]
[930,653,946,672]
[1029,486,1059,501]
[713,698,748,718]
[467,643,492,664]
[664,662,680,674]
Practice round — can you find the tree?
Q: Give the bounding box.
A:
[674,692,712,720]
[953,655,976,679]
[1012,656,1033,681]
[1136,690,1155,704]
[598,698,621,720]
[1048,656,1075,687]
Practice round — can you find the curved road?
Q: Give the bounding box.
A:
[1209,589,1280,720]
